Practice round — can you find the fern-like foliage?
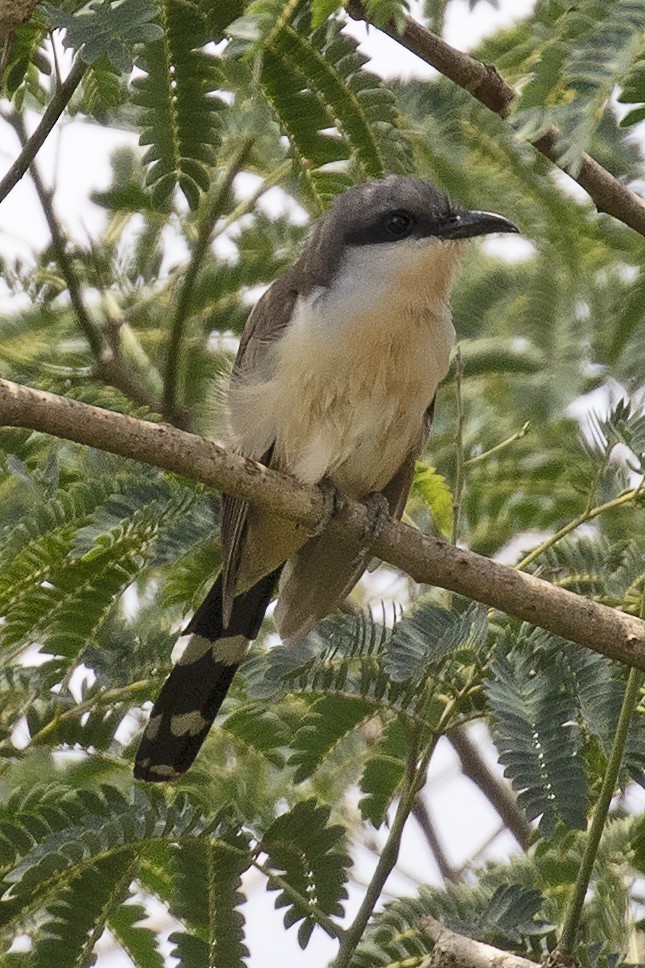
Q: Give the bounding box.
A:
[358,718,410,826]
[0,785,243,963]
[169,832,251,968]
[246,601,486,713]
[0,778,353,962]
[43,0,163,72]
[0,7,50,100]
[241,603,486,826]
[133,0,227,207]
[260,798,350,949]
[230,10,413,209]
[107,892,165,968]
[486,634,588,836]
[352,879,548,968]
[617,34,645,125]
[513,0,645,171]
[0,456,213,670]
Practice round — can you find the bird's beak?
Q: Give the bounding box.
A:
[435,210,519,240]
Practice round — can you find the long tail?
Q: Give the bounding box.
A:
[134,568,280,782]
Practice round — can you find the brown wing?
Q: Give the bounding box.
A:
[220,277,299,622]
[381,396,436,521]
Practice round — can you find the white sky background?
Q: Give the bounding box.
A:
[0,2,589,966]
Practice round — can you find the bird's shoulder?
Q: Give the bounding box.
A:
[233,271,301,377]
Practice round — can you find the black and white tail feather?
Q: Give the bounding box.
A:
[134,568,281,782]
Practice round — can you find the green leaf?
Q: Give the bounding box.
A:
[29,851,138,968]
[261,799,350,947]
[617,35,645,122]
[108,896,165,968]
[382,602,488,684]
[289,695,375,782]
[311,0,342,27]
[358,719,409,827]
[364,0,410,30]
[169,831,251,968]
[133,0,226,207]
[43,0,163,72]
[413,463,453,536]
[353,878,548,968]
[1,9,50,99]
[513,0,645,172]
[255,14,412,209]
[222,706,289,767]
[487,638,588,836]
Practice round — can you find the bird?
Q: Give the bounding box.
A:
[134,174,518,781]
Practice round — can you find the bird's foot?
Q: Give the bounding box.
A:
[308,479,345,538]
[362,492,391,548]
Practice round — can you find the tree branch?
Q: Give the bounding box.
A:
[1,377,644,669]
[448,725,532,851]
[420,916,538,968]
[348,3,645,238]
[0,56,87,205]
[412,796,460,882]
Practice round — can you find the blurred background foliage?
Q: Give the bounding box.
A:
[0,0,644,965]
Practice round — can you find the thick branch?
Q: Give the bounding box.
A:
[421,916,538,968]
[0,57,87,205]
[348,4,645,238]
[1,378,644,668]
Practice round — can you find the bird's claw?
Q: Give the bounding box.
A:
[362,492,391,547]
[308,480,345,538]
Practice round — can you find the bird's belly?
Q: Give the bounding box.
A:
[228,296,455,496]
[285,394,420,497]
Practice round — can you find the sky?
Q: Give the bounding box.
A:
[0,2,546,966]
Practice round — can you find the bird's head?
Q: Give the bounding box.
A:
[296,175,518,307]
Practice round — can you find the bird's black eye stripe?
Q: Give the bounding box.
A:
[385,211,414,237]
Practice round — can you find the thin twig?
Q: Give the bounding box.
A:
[334,682,475,968]
[412,796,460,882]
[465,422,530,466]
[347,3,645,238]
[0,30,14,80]
[516,481,644,573]
[334,730,425,968]
[448,724,532,850]
[28,679,158,746]
[212,158,293,241]
[7,112,187,422]
[8,112,106,358]
[558,666,644,956]
[0,56,87,205]
[162,138,255,420]
[1,378,644,669]
[451,346,465,545]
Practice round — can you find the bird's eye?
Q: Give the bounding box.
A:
[386,211,414,237]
